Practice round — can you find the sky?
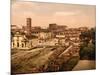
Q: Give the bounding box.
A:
[11,1,96,28]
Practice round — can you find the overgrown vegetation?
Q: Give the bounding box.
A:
[79,27,96,60]
[60,56,79,71]
[11,47,54,74]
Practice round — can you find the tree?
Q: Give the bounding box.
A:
[79,27,96,60]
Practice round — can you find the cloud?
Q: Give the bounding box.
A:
[54,11,80,16]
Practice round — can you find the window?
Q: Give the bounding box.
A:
[13,42,14,47]
[25,42,26,47]
[17,42,19,47]
[22,43,24,47]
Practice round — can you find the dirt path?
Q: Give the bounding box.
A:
[72,60,96,71]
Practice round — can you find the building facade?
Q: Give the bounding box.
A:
[11,32,28,49]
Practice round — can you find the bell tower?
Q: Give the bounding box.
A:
[26,18,31,36]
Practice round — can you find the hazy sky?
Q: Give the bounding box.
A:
[11,1,96,28]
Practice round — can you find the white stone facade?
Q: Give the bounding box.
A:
[11,32,28,49]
